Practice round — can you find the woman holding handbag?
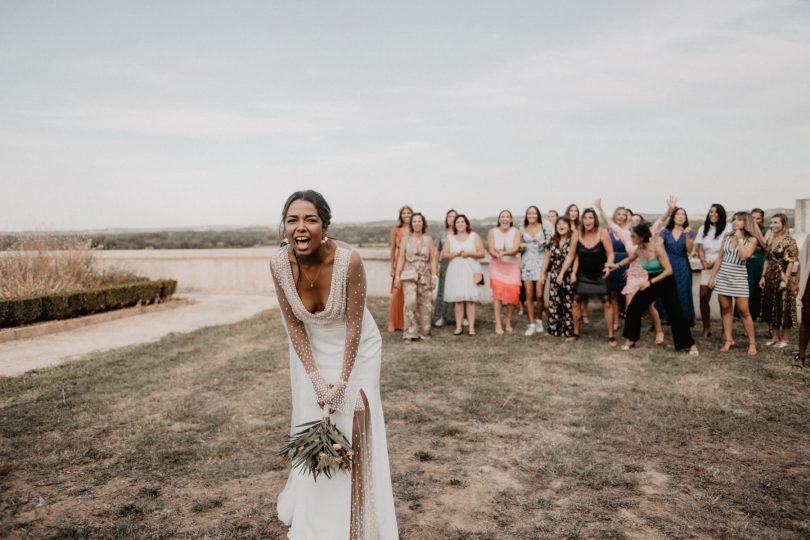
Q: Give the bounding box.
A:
[442,214,485,336]
[394,213,439,344]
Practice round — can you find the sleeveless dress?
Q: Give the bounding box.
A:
[387,227,406,331]
[714,236,750,298]
[547,238,575,337]
[658,228,695,325]
[489,227,522,305]
[444,233,482,302]
[575,237,608,297]
[608,229,628,291]
[270,246,399,540]
[520,226,550,281]
[401,235,434,339]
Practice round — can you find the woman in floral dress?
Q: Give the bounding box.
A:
[759,213,799,348]
[541,217,576,340]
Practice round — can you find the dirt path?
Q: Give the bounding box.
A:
[0,293,276,377]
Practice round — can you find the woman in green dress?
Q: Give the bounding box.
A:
[746,208,767,321]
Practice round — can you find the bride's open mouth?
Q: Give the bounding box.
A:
[294,236,311,250]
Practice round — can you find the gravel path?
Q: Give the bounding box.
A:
[0,293,277,377]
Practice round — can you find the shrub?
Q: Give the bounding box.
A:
[0,280,178,328]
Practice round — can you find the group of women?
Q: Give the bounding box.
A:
[388,201,810,367]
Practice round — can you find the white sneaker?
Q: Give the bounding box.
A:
[462,318,469,327]
[524,324,536,336]
[434,318,445,327]
[536,320,544,334]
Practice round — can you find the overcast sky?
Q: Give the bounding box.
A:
[1,0,809,231]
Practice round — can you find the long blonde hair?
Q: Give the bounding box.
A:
[733,211,766,247]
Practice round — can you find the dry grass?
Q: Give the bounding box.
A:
[0,299,808,539]
[0,234,140,299]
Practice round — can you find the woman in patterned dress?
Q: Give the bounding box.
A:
[660,207,696,327]
[519,206,550,335]
[433,209,458,328]
[709,212,765,355]
[541,217,576,340]
[387,206,412,332]
[394,213,439,344]
[758,213,799,348]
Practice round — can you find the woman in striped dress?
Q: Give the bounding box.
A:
[709,212,765,356]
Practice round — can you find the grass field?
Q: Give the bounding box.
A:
[1,299,808,539]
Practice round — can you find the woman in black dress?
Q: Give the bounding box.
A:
[560,208,616,345]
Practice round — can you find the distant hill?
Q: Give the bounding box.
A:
[0,208,797,250]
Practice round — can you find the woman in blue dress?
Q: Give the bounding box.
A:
[595,201,630,332]
[658,207,696,326]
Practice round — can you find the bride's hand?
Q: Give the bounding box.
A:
[324,380,348,412]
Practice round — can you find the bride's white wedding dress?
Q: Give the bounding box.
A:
[270,243,399,540]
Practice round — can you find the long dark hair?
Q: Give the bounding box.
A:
[409,212,428,234]
[666,207,689,230]
[579,208,600,235]
[703,203,726,239]
[552,217,573,245]
[565,203,580,228]
[397,205,414,227]
[279,190,332,246]
[523,205,544,227]
[444,208,458,231]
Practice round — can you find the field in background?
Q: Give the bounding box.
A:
[1,299,807,539]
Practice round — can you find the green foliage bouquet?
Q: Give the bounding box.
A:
[277,414,353,481]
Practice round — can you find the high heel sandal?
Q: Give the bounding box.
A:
[719,340,735,352]
[453,328,464,336]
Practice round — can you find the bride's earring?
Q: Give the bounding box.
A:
[321,235,328,245]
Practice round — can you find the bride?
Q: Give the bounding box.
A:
[269,190,399,539]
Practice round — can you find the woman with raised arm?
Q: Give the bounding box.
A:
[561,208,616,345]
[759,213,799,349]
[395,213,439,344]
[541,217,577,340]
[387,206,412,332]
[695,203,731,337]
[433,209,458,328]
[660,207,696,326]
[608,222,699,355]
[595,200,666,344]
[709,211,764,356]
[519,206,551,335]
[488,210,522,334]
[594,202,629,332]
[270,190,398,539]
[442,214,485,336]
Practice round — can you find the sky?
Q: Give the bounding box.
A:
[1,0,809,231]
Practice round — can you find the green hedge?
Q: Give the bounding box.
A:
[0,280,178,329]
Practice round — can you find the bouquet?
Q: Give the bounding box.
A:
[277,414,354,481]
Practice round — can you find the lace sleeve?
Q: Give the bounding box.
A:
[340,250,366,383]
[270,261,330,404]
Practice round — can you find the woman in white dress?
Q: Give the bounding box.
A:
[442,214,485,336]
[269,190,399,539]
[695,203,732,337]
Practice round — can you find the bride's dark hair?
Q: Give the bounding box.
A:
[280,190,332,246]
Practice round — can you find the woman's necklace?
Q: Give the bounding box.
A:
[298,263,322,288]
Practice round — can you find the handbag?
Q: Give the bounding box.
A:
[472,260,484,285]
[400,266,418,282]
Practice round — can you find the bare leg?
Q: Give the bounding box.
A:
[581,297,589,324]
[524,281,536,325]
[609,290,620,331]
[780,327,791,344]
[573,295,582,336]
[797,319,809,365]
[493,300,503,334]
[505,304,515,332]
[735,298,757,355]
[602,296,615,340]
[719,295,734,351]
[700,285,713,336]
[535,285,544,323]
[466,301,477,334]
[454,303,464,334]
